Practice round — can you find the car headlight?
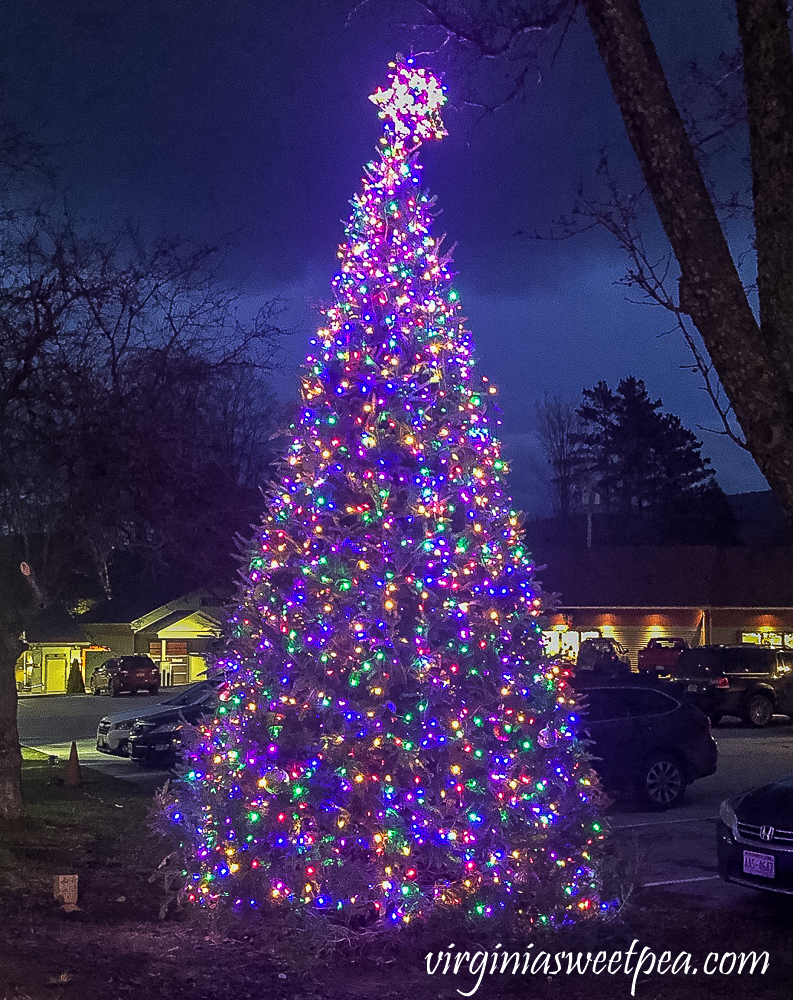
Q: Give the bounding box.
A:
[719,799,738,836]
[110,720,134,732]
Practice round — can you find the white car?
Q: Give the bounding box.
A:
[95,680,220,756]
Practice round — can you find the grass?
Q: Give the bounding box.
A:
[0,759,789,1000]
[0,754,157,902]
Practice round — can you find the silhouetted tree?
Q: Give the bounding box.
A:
[0,211,284,819]
[400,0,793,525]
[533,392,586,521]
[576,376,734,544]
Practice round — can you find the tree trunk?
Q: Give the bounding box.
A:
[581,0,793,523]
[0,627,24,821]
[736,0,793,391]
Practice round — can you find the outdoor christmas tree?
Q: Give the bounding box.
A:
[172,57,606,928]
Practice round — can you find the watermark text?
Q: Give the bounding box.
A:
[425,940,769,996]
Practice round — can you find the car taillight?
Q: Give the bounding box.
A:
[716,676,729,689]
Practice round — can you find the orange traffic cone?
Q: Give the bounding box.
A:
[64,741,83,787]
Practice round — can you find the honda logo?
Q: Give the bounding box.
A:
[760,826,775,842]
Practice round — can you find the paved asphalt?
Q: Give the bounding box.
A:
[608,721,793,911]
[16,693,793,909]
[18,688,188,784]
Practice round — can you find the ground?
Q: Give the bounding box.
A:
[3,697,791,999]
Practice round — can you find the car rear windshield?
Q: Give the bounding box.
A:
[719,648,774,673]
[167,684,215,707]
[676,649,725,677]
[677,646,777,676]
[119,657,156,669]
[778,651,793,672]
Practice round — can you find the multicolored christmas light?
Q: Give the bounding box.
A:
[172,56,607,927]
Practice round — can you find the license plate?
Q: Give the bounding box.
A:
[687,683,698,692]
[743,851,775,879]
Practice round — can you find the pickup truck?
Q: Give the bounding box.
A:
[637,637,690,674]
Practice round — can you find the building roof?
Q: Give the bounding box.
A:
[532,546,793,609]
[79,594,172,625]
[21,606,90,645]
[80,590,224,627]
[136,609,223,638]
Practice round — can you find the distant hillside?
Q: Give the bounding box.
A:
[524,490,789,548]
[530,544,793,607]
[725,490,788,545]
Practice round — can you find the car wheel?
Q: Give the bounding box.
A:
[108,681,119,698]
[639,754,686,809]
[743,693,774,728]
[149,685,160,695]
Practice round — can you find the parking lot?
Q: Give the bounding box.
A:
[17,693,793,907]
[609,722,793,908]
[18,689,186,784]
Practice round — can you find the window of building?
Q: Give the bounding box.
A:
[740,631,793,648]
[542,629,600,659]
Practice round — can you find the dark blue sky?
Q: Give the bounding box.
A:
[1,0,767,514]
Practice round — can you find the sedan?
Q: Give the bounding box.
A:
[127,696,215,766]
[717,777,793,895]
[96,679,221,756]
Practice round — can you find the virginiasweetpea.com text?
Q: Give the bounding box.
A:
[425,939,770,996]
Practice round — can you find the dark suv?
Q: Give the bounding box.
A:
[576,680,718,808]
[672,645,793,727]
[90,655,160,697]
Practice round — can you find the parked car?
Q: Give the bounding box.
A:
[717,775,793,895]
[96,679,221,756]
[90,655,160,697]
[576,637,632,676]
[671,644,793,727]
[127,690,218,766]
[576,680,718,808]
[637,637,690,674]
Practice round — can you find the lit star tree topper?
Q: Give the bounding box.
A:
[169,56,608,932]
[368,55,448,144]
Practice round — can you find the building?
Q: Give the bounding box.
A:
[17,592,226,694]
[533,546,793,668]
[16,607,94,694]
[20,547,793,691]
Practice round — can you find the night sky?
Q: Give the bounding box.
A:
[1,0,768,515]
